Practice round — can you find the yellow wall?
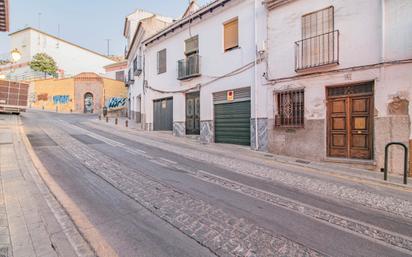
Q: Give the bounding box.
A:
[103,78,127,99]
[31,78,75,112]
[102,78,128,109]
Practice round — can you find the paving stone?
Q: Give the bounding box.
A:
[43,126,325,257]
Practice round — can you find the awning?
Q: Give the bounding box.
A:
[0,0,9,32]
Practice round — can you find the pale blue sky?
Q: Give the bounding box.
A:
[0,0,210,56]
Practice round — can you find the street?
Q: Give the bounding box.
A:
[7,110,409,257]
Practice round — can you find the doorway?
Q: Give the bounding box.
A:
[84,93,94,113]
[327,82,374,159]
[153,98,173,131]
[186,92,200,135]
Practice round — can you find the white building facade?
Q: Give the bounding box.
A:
[127,0,267,148]
[0,27,115,81]
[263,0,412,174]
[124,9,173,123]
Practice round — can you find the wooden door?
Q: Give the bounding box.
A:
[186,92,200,135]
[327,83,373,159]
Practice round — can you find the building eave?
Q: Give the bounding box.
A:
[143,0,233,47]
[9,27,115,62]
[263,0,297,10]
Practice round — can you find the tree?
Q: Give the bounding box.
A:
[29,53,58,78]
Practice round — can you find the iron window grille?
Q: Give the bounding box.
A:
[275,89,305,128]
[295,6,339,71]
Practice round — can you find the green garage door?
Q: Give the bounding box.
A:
[214,101,251,146]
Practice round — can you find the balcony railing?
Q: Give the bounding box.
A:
[177,54,200,80]
[295,30,339,71]
[125,69,134,87]
[133,56,142,76]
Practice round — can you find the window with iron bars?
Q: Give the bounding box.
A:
[275,89,305,128]
[295,6,338,71]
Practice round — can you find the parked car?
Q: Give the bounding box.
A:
[0,79,29,114]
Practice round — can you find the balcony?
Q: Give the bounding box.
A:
[295,30,339,72]
[133,56,142,76]
[125,69,134,87]
[177,54,200,80]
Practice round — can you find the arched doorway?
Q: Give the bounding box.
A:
[84,93,94,113]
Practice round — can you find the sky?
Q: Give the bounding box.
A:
[0,0,211,56]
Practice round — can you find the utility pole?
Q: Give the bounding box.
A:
[38,12,42,30]
[105,39,111,56]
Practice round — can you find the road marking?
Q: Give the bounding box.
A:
[159,157,178,165]
[149,159,170,168]
[124,147,146,154]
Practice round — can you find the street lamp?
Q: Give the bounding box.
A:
[10,48,21,63]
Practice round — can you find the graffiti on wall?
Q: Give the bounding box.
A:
[53,95,70,105]
[37,94,48,101]
[106,97,126,109]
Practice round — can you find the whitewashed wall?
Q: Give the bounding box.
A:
[264,0,412,172]
[142,0,261,125]
[3,28,115,79]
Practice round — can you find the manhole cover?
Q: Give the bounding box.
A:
[27,134,57,147]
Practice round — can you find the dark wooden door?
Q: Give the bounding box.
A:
[186,92,200,135]
[327,83,373,159]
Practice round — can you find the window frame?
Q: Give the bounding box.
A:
[223,17,239,52]
[157,49,167,74]
[274,89,305,128]
[185,35,199,56]
[301,6,334,39]
[115,70,124,81]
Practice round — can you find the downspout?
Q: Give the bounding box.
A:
[254,0,259,150]
[142,48,146,130]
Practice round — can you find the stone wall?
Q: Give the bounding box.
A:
[200,120,213,144]
[251,118,268,151]
[268,119,325,161]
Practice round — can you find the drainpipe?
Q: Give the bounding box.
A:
[254,0,259,151]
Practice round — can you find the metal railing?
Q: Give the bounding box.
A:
[295,30,339,71]
[177,54,200,80]
[133,56,142,76]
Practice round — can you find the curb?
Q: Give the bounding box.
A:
[19,125,98,257]
[90,119,412,193]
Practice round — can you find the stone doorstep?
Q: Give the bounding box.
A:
[91,118,412,189]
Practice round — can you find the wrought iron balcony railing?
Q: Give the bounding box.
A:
[295,30,339,71]
[133,56,142,76]
[177,54,200,80]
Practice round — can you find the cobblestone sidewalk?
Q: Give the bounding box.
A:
[86,120,412,220]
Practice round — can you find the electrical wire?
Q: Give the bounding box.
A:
[146,60,255,94]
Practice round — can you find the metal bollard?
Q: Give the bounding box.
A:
[106,117,109,123]
[125,120,128,128]
[115,118,118,125]
[383,142,409,184]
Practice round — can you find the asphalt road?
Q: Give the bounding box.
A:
[20,110,412,257]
